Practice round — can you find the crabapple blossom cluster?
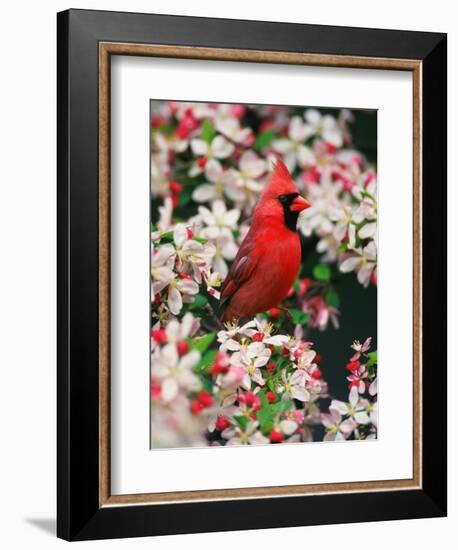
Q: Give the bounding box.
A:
[151,315,330,447]
[150,101,378,447]
[321,337,378,441]
[151,313,377,447]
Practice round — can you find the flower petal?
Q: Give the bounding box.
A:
[340,255,361,273]
[168,286,183,315]
[211,135,234,158]
[291,385,310,402]
[204,158,223,181]
[161,378,179,402]
[192,184,217,203]
[354,411,371,425]
[330,400,348,415]
[190,138,209,156]
[304,108,321,127]
[358,222,377,240]
[279,419,298,436]
[272,138,292,154]
[239,151,266,178]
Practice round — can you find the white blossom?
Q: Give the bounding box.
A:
[272,116,316,171]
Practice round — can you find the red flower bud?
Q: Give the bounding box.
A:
[171,194,180,208]
[268,307,281,318]
[341,177,355,192]
[314,354,322,365]
[210,363,228,375]
[175,126,188,139]
[197,391,213,408]
[269,430,285,443]
[346,361,361,373]
[252,332,264,342]
[299,278,312,295]
[230,104,246,119]
[151,380,161,400]
[211,353,229,375]
[176,110,199,138]
[370,271,377,286]
[169,180,183,194]
[266,391,276,404]
[151,115,165,128]
[364,172,376,187]
[240,391,261,411]
[266,362,276,374]
[151,328,167,344]
[331,170,342,182]
[302,165,321,184]
[191,400,204,414]
[348,380,362,390]
[215,415,230,431]
[176,341,189,356]
[259,120,275,133]
[311,367,322,379]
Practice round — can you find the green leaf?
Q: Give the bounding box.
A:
[257,395,275,432]
[366,350,378,368]
[194,349,218,374]
[325,287,340,308]
[157,122,174,134]
[257,393,293,434]
[234,415,249,431]
[201,119,216,143]
[290,307,309,326]
[187,294,208,311]
[179,189,193,207]
[267,378,276,393]
[313,264,331,281]
[158,231,174,244]
[254,129,277,151]
[191,332,215,353]
[337,242,348,254]
[193,236,208,244]
[271,399,292,417]
[199,375,214,393]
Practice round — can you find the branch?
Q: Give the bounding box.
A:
[205,303,224,331]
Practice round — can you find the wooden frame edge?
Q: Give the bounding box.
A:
[98,42,423,508]
[99,42,111,507]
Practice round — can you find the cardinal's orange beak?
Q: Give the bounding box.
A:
[290,195,310,212]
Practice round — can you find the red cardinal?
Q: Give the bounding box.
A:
[220,159,310,322]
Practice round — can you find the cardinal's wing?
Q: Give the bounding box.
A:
[220,233,258,307]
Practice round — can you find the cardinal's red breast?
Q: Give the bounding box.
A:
[220,158,307,323]
[221,228,301,322]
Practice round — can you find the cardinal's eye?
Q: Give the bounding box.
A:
[278,195,288,203]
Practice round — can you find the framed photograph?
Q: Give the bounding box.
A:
[57,9,447,541]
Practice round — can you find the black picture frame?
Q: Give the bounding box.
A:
[57,8,447,541]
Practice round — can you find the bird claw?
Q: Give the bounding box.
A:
[279,307,293,321]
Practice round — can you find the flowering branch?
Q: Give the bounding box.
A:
[150,102,378,447]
